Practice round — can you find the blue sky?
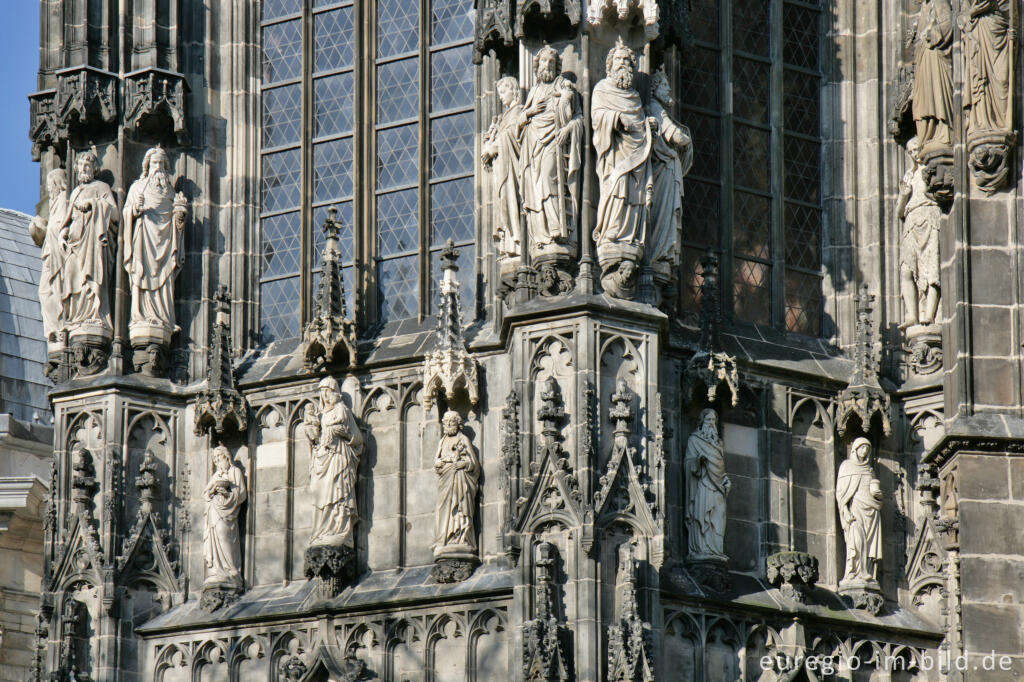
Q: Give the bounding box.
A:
[0,4,41,215]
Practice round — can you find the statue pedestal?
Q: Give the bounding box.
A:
[967,128,1016,194]
[199,577,243,613]
[496,256,521,301]
[904,324,942,377]
[129,322,173,377]
[431,548,479,583]
[69,325,112,376]
[839,578,884,615]
[532,247,576,297]
[766,551,819,604]
[920,145,954,205]
[304,544,357,597]
[686,555,730,592]
[597,243,642,300]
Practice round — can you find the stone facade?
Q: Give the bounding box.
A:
[22,0,1024,680]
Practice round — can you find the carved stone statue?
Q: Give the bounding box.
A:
[910,0,954,153]
[29,168,70,356]
[836,437,883,588]
[521,46,583,261]
[961,0,1011,133]
[897,137,941,331]
[646,66,693,297]
[482,76,524,286]
[61,151,118,353]
[202,445,247,592]
[592,39,654,299]
[684,408,729,562]
[305,376,363,549]
[123,147,188,374]
[432,410,481,582]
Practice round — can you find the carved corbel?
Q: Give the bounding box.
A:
[515,0,581,38]
[28,89,58,162]
[123,67,189,144]
[54,65,118,139]
[474,0,515,64]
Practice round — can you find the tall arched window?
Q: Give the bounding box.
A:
[259,0,476,343]
[679,0,824,336]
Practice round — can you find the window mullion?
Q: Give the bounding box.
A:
[365,0,381,328]
[353,0,367,331]
[720,0,735,321]
[300,0,313,325]
[770,0,787,330]
[418,0,430,321]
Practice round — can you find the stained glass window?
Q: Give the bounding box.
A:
[261,0,476,340]
[678,0,823,336]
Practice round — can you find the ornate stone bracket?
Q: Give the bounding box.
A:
[474,0,515,64]
[54,65,119,139]
[123,67,189,144]
[422,241,480,412]
[28,89,58,161]
[301,207,357,371]
[304,544,357,599]
[515,0,581,38]
[967,129,1016,194]
[920,147,954,205]
[587,0,660,40]
[766,551,819,604]
[194,286,249,437]
[836,285,892,437]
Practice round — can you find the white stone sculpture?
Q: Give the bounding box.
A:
[123,147,188,367]
[203,445,247,590]
[647,66,693,293]
[30,168,70,355]
[836,437,883,587]
[911,0,954,153]
[592,39,654,299]
[61,151,119,345]
[482,76,524,278]
[433,410,481,557]
[304,376,364,550]
[897,137,940,330]
[684,408,729,561]
[521,46,583,261]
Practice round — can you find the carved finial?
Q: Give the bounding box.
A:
[441,238,459,272]
[537,377,566,444]
[194,286,248,436]
[135,450,160,515]
[609,380,634,436]
[836,284,891,437]
[301,208,357,369]
[698,249,721,352]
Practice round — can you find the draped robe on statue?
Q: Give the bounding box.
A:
[62,179,118,334]
[684,431,728,560]
[647,99,693,274]
[962,0,1010,132]
[484,102,524,259]
[912,0,954,150]
[36,192,69,343]
[836,458,883,583]
[310,401,364,548]
[203,463,247,585]
[521,77,582,246]
[592,78,653,251]
[124,174,183,335]
[433,431,481,554]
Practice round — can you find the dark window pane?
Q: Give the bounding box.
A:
[262,0,302,22]
[784,202,821,270]
[679,46,720,111]
[262,84,302,148]
[377,189,420,257]
[431,46,473,112]
[682,180,720,247]
[430,112,474,178]
[431,177,474,246]
[313,137,355,203]
[733,191,771,260]
[785,269,821,335]
[262,20,302,84]
[783,2,820,72]
[783,67,821,137]
[377,0,419,58]
[783,134,820,204]
[377,59,420,124]
[732,0,770,57]
[683,113,720,179]
[261,212,302,278]
[678,246,707,312]
[314,6,354,73]
[261,148,302,213]
[733,258,771,325]
[261,276,301,342]
[315,72,355,138]
[378,255,420,322]
[732,56,770,124]
[689,0,720,45]
[429,244,475,318]
[377,124,420,189]
[432,0,474,45]
[313,202,355,265]
[733,124,771,192]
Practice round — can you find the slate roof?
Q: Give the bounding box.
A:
[0,209,51,423]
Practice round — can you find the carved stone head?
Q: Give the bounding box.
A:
[143,146,170,177]
[75,152,98,185]
[906,136,921,164]
[318,376,341,407]
[652,65,672,106]
[698,407,718,440]
[534,46,561,84]
[496,76,521,109]
[605,39,636,89]
[442,409,463,436]
[212,445,231,473]
[851,436,872,464]
[46,168,67,198]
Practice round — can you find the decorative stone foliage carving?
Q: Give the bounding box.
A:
[484,76,525,293]
[837,437,884,614]
[592,39,652,300]
[961,0,1015,192]
[200,446,247,612]
[30,168,70,362]
[684,252,740,406]
[124,146,187,376]
[422,241,480,411]
[123,68,189,143]
[766,551,819,604]
[303,377,364,596]
[605,544,654,681]
[302,207,357,371]
[684,408,729,587]
[836,285,892,437]
[523,542,571,681]
[194,287,249,436]
[431,410,481,583]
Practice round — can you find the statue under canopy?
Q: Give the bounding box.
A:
[836,437,883,587]
[203,445,247,591]
[684,408,729,561]
[29,168,70,357]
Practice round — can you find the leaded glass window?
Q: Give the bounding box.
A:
[678,0,824,336]
[259,0,476,342]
